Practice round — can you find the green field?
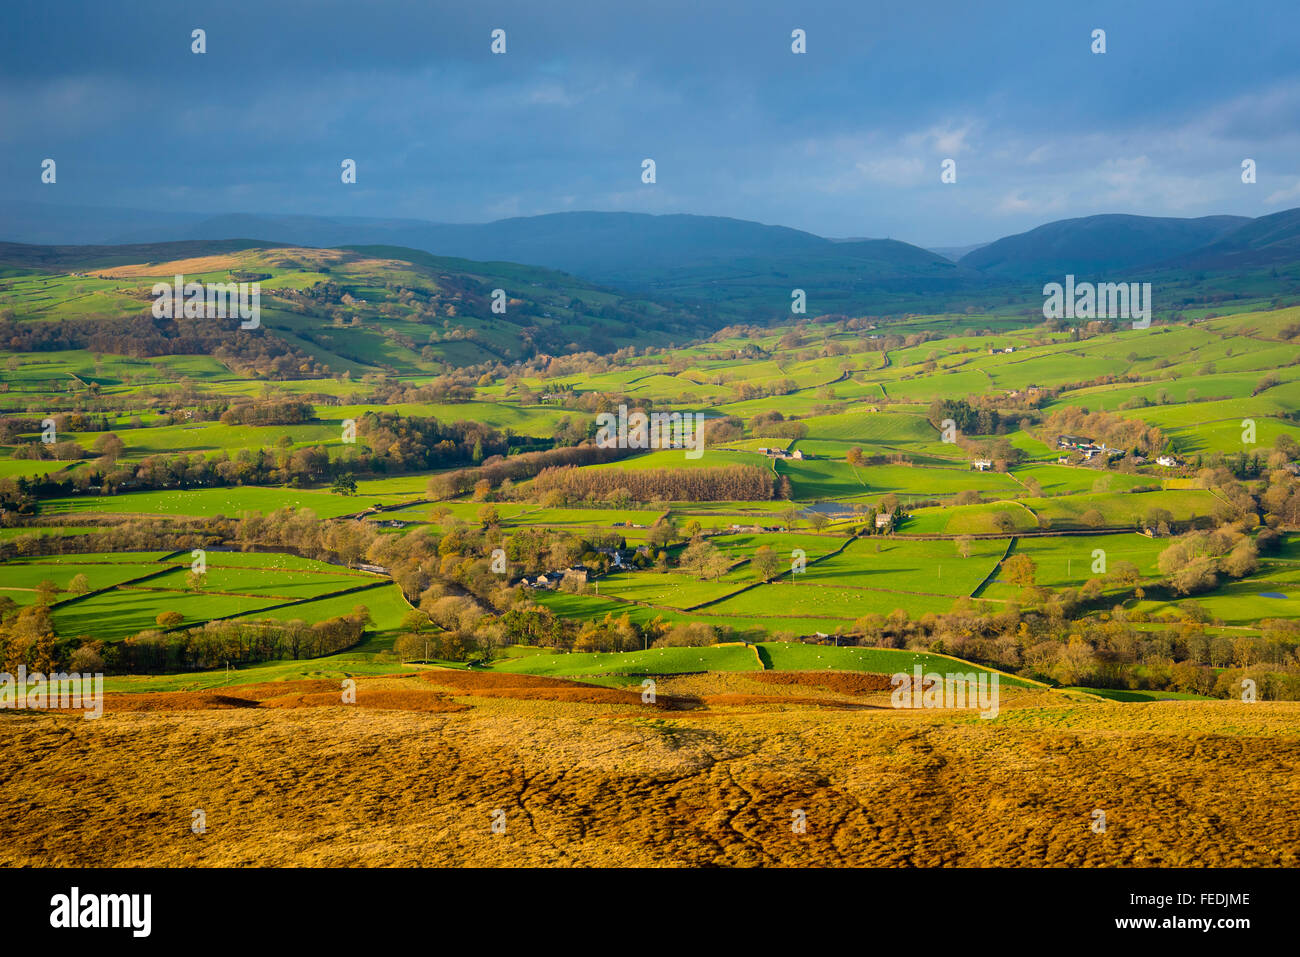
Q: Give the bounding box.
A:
[490,640,1037,687]
[4,251,1300,698]
[39,487,399,519]
[0,549,398,640]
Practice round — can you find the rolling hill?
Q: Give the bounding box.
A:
[5,203,1300,323]
[0,240,695,373]
[1164,206,1300,269]
[958,213,1252,278]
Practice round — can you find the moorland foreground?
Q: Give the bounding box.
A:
[3,671,1298,867]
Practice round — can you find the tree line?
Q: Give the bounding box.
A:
[0,312,327,379]
[529,463,774,503]
[0,604,369,675]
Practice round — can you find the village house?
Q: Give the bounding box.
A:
[758,447,806,461]
[561,567,589,589]
[594,547,627,569]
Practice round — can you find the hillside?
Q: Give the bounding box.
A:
[0,205,990,317]
[10,204,1300,322]
[1165,207,1300,269]
[959,213,1252,278]
[154,210,990,316]
[0,240,694,373]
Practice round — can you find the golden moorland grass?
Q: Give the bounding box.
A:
[1,670,1297,867]
[95,255,247,279]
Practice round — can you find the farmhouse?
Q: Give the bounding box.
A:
[1157,455,1181,467]
[972,459,993,471]
[595,547,627,569]
[1057,434,1122,461]
[875,512,894,530]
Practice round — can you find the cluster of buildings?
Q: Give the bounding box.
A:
[757,447,806,460]
[1056,434,1126,462]
[1056,434,1190,469]
[518,565,589,591]
[517,547,634,590]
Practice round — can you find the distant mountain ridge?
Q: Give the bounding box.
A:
[0,204,982,318]
[2,203,1298,312]
[162,210,967,290]
[1161,207,1300,269]
[958,213,1253,278]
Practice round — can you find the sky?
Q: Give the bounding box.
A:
[2,0,1299,246]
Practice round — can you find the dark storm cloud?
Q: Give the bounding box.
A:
[2,0,1298,244]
